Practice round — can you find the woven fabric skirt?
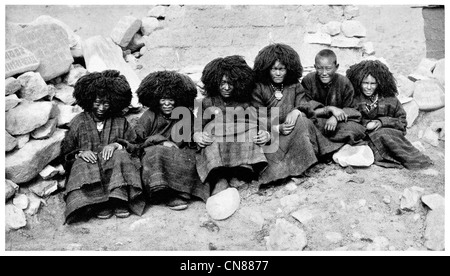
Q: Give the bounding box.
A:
[141,145,210,202]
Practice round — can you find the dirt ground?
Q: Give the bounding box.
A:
[3,5,446,254]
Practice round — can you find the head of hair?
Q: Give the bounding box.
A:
[346,59,398,97]
[253,43,303,86]
[201,55,255,102]
[136,70,197,112]
[315,49,338,65]
[73,69,132,116]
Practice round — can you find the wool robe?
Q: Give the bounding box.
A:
[61,112,145,223]
[353,94,433,169]
[301,72,366,145]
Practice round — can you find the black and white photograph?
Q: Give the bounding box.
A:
[2,0,447,257]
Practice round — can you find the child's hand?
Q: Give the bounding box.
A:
[366,120,382,131]
[193,131,214,148]
[78,150,98,164]
[280,122,295,135]
[285,109,302,125]
[328,106,348,122]
[102,143,119,161]
[253,130,270,145]
[325,116,338,132]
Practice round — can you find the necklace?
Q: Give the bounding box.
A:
[271,83,284,100]
[364,94,379,112]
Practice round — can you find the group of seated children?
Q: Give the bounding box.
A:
[61,44,433,224]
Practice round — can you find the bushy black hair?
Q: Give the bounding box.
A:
[73,69,132,116]
[136,70,197,112]
[201,55,255,102]
[346,60,398,97]
[253,43,303,86]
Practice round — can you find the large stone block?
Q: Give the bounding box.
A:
[54,83,75,105]
[54,102,83,127]
[396,74,415,97]
[5,204,27,231]
[323,21,341,36]
[331,35,362,48]
[6,100,54,136]
[424,206,445,251]
[402,99,420,128]
[5,94,22,112]
[341,20,367,37]
[17,71,49,101]
[15,134,30,149]
[5,179,19,201]
[344,5,359,19]
[6,131,18,152]
[141,17,161,36]
[304,32,332,45]
[5,46,40,79]
[29,15,83,58]
[413,79,445,111]
[432,58,445,86]
[64,64,87,87]
[12,23,74,81]
[5,77,22,96]
[110,16,142,48]
[82,35,141,108]
[31,118,58,139]
[5,129,67,184]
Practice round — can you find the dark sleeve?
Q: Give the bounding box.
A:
[250,84,270,132]
[302,76,325,110]
[115,118,141,156]
[133,110,169,150]
[294,83,316,118]
[194,97,215,134]
[340,79,362,121]
[378,98,407,132]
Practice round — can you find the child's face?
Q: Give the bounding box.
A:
[159,98,175,116]
[270,60,287,84]
[361,74,378,97]
[92,97,110,120]
[314,57,339,84]
[219,75,234,99]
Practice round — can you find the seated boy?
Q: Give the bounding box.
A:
[301,49,366,145]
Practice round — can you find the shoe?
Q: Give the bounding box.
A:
[96,205,113,219]
[166,197,188,211]
[115,205,131,218]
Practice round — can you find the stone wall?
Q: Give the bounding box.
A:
[137,5,371,79]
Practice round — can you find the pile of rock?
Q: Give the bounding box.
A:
[395,57,445,146]
[5,16,90,231]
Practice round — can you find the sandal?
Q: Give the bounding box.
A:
[96,204,113,219]
[115,205,131,218]
[166,197,188,211]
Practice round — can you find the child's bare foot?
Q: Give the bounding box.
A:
[211,178,229,196]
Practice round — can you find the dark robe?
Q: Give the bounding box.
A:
[135,109,209,202]
[195,96,268,187]
[301,72,366,145]
[353,94,433,169]
[251,82,342,186]
[61,112,145,223]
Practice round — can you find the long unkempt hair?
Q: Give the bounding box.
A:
[253,43,303,86]
[73,69,132,116]
[201,55,255,102]
[346,60,398,98]
[136,70,197,112]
